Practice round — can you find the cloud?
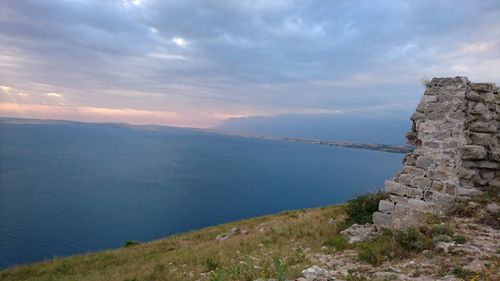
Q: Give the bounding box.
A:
[0,0,499,127]
[46,93,62,97]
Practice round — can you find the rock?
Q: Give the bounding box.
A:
[378,200,395,213]
[435,241,455,254]
[301,265,332,281]
[461,145,487,160]
[470,82,494,92]
[415,156,433,169]
[327,218,337,225]
[340,223,377,243]
[468,121,496,133]
[385,180,406,196]
[463,259,490,272]
[486,202,499,213]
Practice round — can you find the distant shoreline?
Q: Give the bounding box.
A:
[0,116,412,154]
[206,130,413,154]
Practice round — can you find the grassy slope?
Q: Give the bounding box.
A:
[0,205,346,281]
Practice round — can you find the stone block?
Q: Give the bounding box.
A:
[403,166,425,177]
[373,212,392,229]
[423,141,440,148]
[411,112,426,121]
[390,194,408,204]
[465,91,481,101]
[470,83,494,92]
[468,121,496,133]
[461,145,487,160]
[397,173,412,185]
[490,147,500,162]
[468,132,493,146]
[384,180,406,196]
[378,200,395,213]
[412,176,432,189]
[431,180,444,191]
[406,187,424,198]
[457,187,482,197]
[407,198,436,212]
[415,156,433,169]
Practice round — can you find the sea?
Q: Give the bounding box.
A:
[0,120,403,268]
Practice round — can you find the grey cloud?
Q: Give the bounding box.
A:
[0,0,499,124]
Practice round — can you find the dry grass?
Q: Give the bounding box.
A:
[0,205,346,281]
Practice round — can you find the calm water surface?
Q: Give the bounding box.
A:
[0,122,403,268]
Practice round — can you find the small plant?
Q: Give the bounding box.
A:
[344,191,388,227]
[451,266,468,278]
[432,234,452,243]
[209,268,224,281]
[324,234,348,251]
[357,234,394,265]
[430,224,454,237]
[206,258,220,271]
[395,228,432,252]
[452,234,466,244]
[123,241,141,247]
[273,258,287,281]
[421,75,431,88]
[345,269,368,281]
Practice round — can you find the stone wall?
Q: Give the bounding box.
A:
[374,77,499,230]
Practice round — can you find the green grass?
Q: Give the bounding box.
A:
[0,204,346,281]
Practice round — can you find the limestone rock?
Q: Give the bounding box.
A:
[301,265,333,281]
[340,223,377,243]
[461,145,487,160]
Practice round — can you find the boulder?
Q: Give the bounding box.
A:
[340,223,377,243]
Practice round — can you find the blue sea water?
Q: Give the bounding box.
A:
[0,122,403,268]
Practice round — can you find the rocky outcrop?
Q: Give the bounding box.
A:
[374,77,499,230]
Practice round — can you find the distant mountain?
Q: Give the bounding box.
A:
[215,114,411,145]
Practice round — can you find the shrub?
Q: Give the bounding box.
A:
[273,258,287,281]
[395,228,432,252]
[123,241,141,247]
[206,258,220,271]
[344,191,388,226]
[430,224,454,237]
[357,234,395,266]
[209,268,224,281]
[451,266,468,278]
[432,234,452,243]
[323,234,348,251]
[452,234,466,244]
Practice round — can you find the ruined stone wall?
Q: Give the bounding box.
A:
[374,77,499,230]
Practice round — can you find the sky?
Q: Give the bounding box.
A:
[1,0,499,128]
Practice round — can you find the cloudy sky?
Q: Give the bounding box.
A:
[1,0,499,127]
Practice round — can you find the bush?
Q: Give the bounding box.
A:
[123,241,141,247]
[452,234,466,244]
[323,234,348,251]
[357,234,395,266]
[395,228,432,252]
[344,191,388,226]
[206,258,220,271]
[273,258,287,281]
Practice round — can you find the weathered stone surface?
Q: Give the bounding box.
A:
[340,224,377,244]
[470,82,494,92]
[378,200,394,213]
[461,145,487,160]
[415,156,433,169]
[468,132,493,146]
[384,180,406,196]
[468,121,496,133]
